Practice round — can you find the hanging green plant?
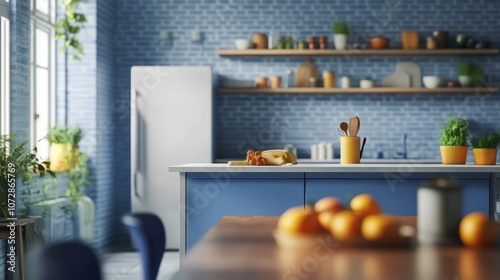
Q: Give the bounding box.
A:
[55,0,87,60]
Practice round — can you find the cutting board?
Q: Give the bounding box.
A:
[295,58,319,87]
[382,70,411,87]
[396,62,421,88]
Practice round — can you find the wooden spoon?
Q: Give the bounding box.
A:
[355,116,360,137]
[339,122,349,137]
[349,117,359,137]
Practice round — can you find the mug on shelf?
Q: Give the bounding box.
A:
[340,136,360,164]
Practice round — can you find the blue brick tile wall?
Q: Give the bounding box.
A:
[95,0,116,250]
[9,0,30,141]
[112,0,500,240]
[55,0,116,251]
[115,0,500,179]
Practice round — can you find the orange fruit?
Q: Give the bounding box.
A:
[314,197,345,214]
[459,212,497,248]
[330,210,363,241]
[361,214,401,242]
[318,211,336,231]
[350,194,381,217]
[278,206,322,235]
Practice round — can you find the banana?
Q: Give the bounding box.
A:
[262,150,298,165]
[228,150,298,166]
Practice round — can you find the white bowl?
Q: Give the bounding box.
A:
[235,39,251,50]
[423,76,442,89]
[360,79,374,89]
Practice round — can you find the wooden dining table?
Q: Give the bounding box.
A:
[174,216,500,280]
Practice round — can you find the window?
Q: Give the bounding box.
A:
[1,0,10,135]
[31,0,55,160]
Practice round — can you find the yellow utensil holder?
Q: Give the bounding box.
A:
[340,136,360,164]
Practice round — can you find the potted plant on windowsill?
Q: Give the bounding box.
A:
[439,117,469,164]
[46,126,82,172]
[332,21,349,50]
[0,134,54,217]
[45,126,89,206]
[470,132,500,165]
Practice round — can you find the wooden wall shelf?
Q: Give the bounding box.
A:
[218,87,499,94]
[217,49,499,57]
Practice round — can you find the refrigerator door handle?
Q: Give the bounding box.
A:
[134,172,140,198]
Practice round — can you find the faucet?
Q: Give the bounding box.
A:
[396,133,407,159]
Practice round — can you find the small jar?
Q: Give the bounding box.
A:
[285,37,294,49]
[308,36,317,49]
[319,36,328,49]
[322,71,335,88]
[309,77,317,87]
[277,36,286,49]
[426,37,437,49]
[269,76,281,88]
[418,178,462,245]
[340,76,351,89]
[297,41,306,50]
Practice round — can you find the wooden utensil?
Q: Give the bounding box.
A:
[295,58,319,87]
[349,117,359,137]
[339,122,349,137]
[355,116,360,136]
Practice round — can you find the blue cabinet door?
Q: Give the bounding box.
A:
[306,173,490,216]
[186,173,304,251]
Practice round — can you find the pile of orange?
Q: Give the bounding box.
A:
[277,194,498,248]
[277,194,409,245]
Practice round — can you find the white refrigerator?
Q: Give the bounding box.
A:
[130,66,213,249]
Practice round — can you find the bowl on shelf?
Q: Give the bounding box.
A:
[423,76,442,89]
[235,39,252,50]
[369,37,390,49]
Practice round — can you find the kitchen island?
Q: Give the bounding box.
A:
[169,163,500,258]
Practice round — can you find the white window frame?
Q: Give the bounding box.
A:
[30,0,55,159]
[1,0,10,136]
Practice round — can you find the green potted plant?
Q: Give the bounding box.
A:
[470,65,484,87]
[438,117,469,164]
[45,126,89,206]
[46,126,83,172]
[0,134,54,217]
[470,132,500,165]
[332,21,349,50]
[457,61,472,87]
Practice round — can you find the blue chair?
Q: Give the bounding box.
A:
[122,213,166,280]
[34,241,101,280]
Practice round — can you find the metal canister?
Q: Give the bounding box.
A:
[322,71,335,88]
[418,178,462,245]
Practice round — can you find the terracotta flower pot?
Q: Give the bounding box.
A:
[472,148,497,165]
[440,146,468,164]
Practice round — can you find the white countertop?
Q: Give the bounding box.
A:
[168,163,500,173]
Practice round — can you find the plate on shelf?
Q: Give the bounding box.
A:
[396,62,421,88]
[382,70,411,87]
